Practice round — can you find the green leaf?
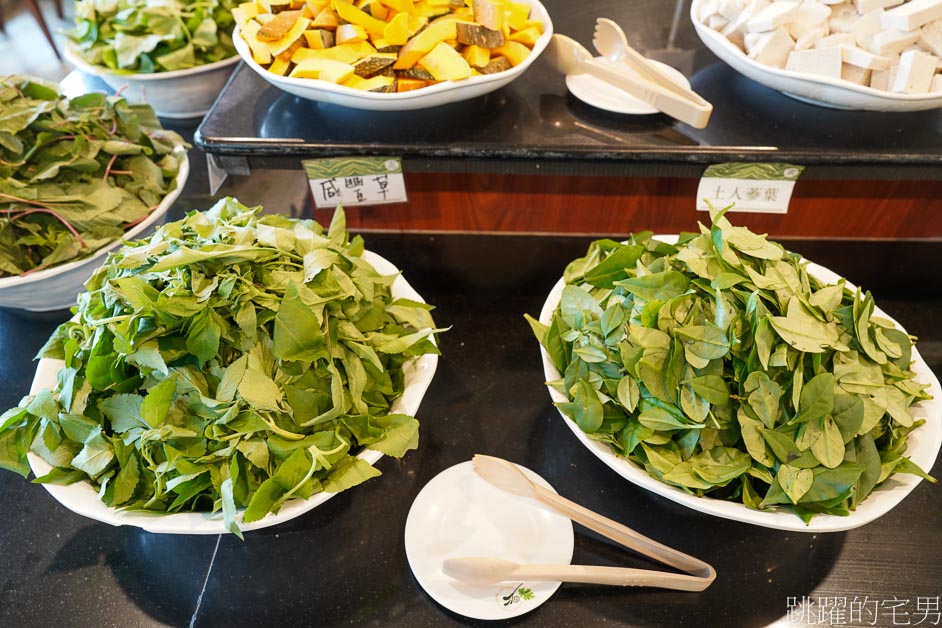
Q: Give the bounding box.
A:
[367,414,419,457]
[810,416,844,469]
[615,271,690,303]
[769,316,840,354]
[99,394,145,433]
[684,375,729,405]
[273,282,325,362]
[238,369,284,413]
[559,380,603,433]
[560,285,603,329]
[583,245,645,288]
[112,452,140,505]
[792,373,835,424]
[777,464,814,504]
[323,456,381,493]
[141,376,177,428]
[70,427,114,478]
[187,308,222,367]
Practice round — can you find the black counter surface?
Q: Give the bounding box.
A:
[195,0,942,180]
[1,225,940,627]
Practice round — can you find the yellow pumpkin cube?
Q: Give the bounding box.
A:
[509,25,540,47]
[393,18,457,68]
[417,41,472,80]
[462,44,490,68]
[336,23,369,44]
[242,20,273,64]
[493,40,529,65]
[289,57,356,82]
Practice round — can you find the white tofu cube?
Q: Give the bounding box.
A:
[842,62,873,83]
[815,32,857,47]
[720,0,748,21]
[919,18,942,55]
[786,47,844,77]
[930,73,942,90]
[795,24,830,49]
[890,48,937,91]
[851,11,884,48]
[787,1,832,38]
[882,0,942,31]
[746,26,797,67]
[709,13,732,30]
[854,0,902,14]
[841,45,893,68]
[830,4,863,31]
[747,1,800,32]
[869,27,920,54]
[870,63,899,88]
[819,0,847,4]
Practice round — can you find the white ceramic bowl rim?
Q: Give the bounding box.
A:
[232,0,553,101]
[690,0,942,102]
[0,147,189,290]
[538,235,942,533]
[65,43,240,81]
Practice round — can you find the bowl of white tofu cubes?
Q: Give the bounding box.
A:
[692,0,942,110]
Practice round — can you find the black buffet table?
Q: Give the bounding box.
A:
[195,0,942,180]
[1,226,940,627]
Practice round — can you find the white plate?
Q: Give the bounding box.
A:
[65,46,239,119]
[690,0,942,111]
[538,235,942,533]
[0,149,188,312]
[232,0,553,111]
[26,249,439,534]
[405,460,574,620]
[566,58,692,115]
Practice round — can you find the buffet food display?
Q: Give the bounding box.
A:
[696,0,942,95]
[232,0,545,91]
[530,208,940,531]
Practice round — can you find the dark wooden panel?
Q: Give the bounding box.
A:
[314,174,942,238]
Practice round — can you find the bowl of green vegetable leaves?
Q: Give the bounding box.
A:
[0,75,188,312]
[1,199,442,536]
[528,206,941,532]
[65,0,239,118]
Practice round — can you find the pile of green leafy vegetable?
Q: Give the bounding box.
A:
[69,0,237,73]
[527,205,935,523]
[0,75,186,277]
[0,199,443,535]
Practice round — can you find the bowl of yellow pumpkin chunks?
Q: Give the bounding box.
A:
[231,0,552,110]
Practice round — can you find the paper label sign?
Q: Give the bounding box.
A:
[696,163,805,214]
[304,156,408,208]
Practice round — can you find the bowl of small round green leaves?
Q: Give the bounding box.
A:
[66,0,239,118]
[528,205,940,532]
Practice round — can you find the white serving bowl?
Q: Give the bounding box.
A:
[0,151,188,312]
[690,0,942,111]
[538,236,942,533]
[26,250,439,534]
[65,45,239,118]
[233,0,552,111]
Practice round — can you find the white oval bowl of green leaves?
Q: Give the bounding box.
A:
[0,75,189,311]
[66,47,239,119]
[11,200,440,535]
[532,215,941,533]
[65,0,240,118]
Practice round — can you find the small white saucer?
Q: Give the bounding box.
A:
[405,460,574,620]
[566,57,692,115]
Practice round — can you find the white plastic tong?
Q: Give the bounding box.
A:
[545,18,713,128]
